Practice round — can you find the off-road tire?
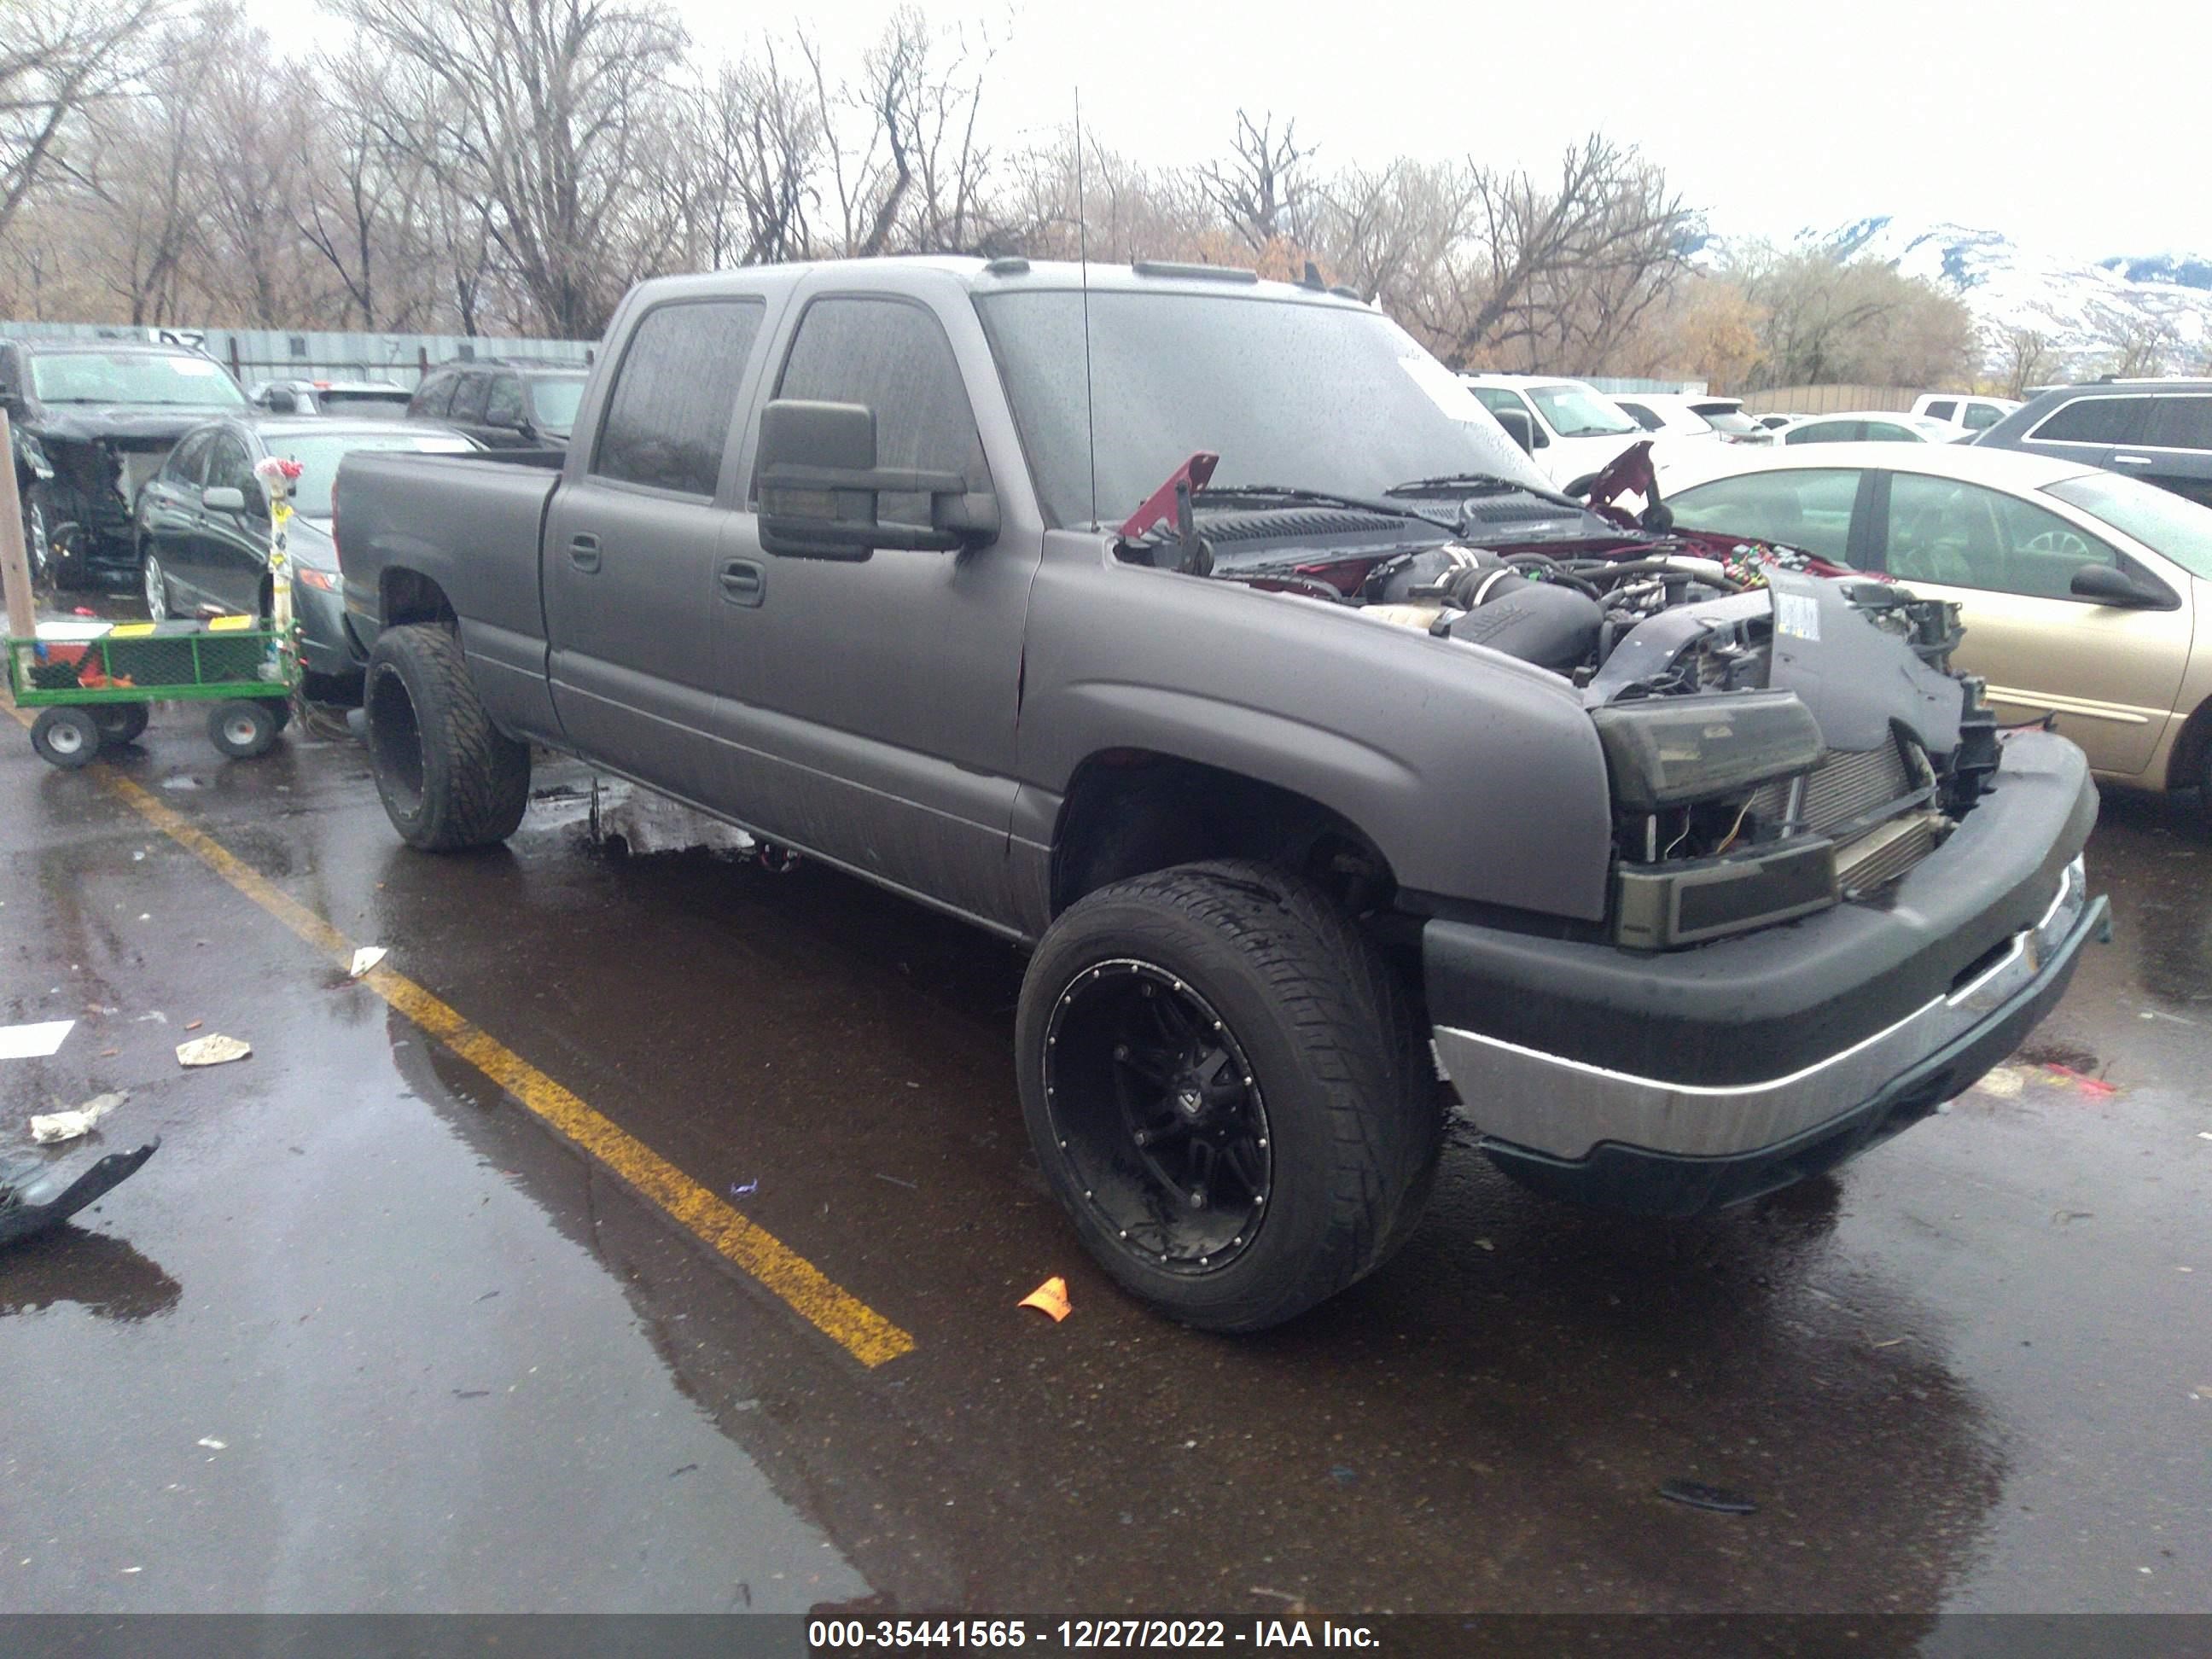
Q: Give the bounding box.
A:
[364,622,529,851]
[31,485,89,590]
[1016,859,1440,1332]
[90,703,149,746]
[31,706,101,769]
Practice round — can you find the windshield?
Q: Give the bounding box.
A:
[2045,471,2212,580]
[975,290,1545,527]
[265,432,475,519]
[525,373,587,434]
[31,352,247,408]
[1528,383,1638,438]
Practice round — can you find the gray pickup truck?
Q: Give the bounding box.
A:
[334,258,2106,1331]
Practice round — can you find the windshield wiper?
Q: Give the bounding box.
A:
[1193,483,1461,537]
[1384,472,1588,515]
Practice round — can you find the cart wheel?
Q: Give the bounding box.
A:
[90,703,150,746]
[208,699,280,759]
[31,707,102,769]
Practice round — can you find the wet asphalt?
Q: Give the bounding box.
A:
[0,705,2206,1619]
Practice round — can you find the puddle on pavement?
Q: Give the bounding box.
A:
[530,775,760,860]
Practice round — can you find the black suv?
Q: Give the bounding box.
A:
[2,338,252,588]
[1972,379,2212,509]
[405,358,589,450]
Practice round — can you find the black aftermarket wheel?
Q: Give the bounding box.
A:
[1016,859,1440,1332]
[364,622,531,850]
[31,706,101,769]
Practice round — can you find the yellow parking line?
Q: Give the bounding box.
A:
[5,691,912,1365]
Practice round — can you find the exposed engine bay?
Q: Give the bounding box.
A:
[1117,480,1999,950]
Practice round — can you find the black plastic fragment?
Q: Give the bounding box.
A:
[0,1139,161,1248]
[1658,1478,1757,1514]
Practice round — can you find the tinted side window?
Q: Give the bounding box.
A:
[594,300,765,496]
[449,374,492,423]
[2146,396,2212,452]
[1865,422,1915,441]
[411,372,455,418]
[773,298,987,500]
[207,434,265,515]
[1617,402,1663,431]
[166,430,216,486]
[1786,421,1859,445]
[1882,472,2117,597]
[2031,396,2146,445]
[485,375,524,428]
[1924,399,1956,421]
[1963,402,2005,431]
[1668,469,1860,563]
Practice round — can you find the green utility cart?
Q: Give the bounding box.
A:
[8,618,294,769]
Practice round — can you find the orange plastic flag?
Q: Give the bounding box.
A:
[1018,1276,1071,1322]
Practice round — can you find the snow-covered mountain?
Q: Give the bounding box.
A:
[1706,216,2212,381]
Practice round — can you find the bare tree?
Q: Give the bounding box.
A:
[1419,137,1693,371]
[2100,314,2174,379]
[2000,328,2055,397]
[334,0,690,337]
[0,0,166,241]
[1199,110,1310,252]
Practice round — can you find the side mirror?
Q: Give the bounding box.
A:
[1491,407,1537,455]
[2069,564,2164,607]
[756,399,998,561]
[201,486,247,513]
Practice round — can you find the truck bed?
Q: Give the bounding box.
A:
[335,448,562,741]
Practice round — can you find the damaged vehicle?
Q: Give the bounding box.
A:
[334,259,2108,1332]
[0,339,251,590]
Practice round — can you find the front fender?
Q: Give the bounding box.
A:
[1021,538,1615,922]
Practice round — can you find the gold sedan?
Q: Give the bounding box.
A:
[1658,442,2212,811]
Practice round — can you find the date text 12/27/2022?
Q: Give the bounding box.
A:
[807,1619,1383,1650]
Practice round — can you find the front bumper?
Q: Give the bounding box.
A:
[1423,731,2104,1215]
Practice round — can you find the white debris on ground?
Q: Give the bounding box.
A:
[29,1092,126,1145]
[177,1034,252,1067]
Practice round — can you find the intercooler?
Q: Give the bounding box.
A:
[1752,739,1940,896]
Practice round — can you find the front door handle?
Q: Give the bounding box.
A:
[720,558,765,608]
[568,533,602,573]
[2112,454,2152,466]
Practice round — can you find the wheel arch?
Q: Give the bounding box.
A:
[380,565,457,632]
[1049,748,1402,922]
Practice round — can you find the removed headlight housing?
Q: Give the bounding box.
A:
[1591,690,1825,812]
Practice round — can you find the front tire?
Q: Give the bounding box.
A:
[31,706,102,769]
[22,484,52,585]
[142,547,170,620]
[363,622,530,850]
[1016,859,1439,1332]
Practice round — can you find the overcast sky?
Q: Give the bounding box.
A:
[654,0,2204,259]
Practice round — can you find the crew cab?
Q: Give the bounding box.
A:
[334,259,2105,1332]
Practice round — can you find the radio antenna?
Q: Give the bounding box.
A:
[1075,87,1098,530]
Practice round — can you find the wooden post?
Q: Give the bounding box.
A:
[0,409,34,643]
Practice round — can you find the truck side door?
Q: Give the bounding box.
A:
[711,286,1041,928]
[543,296,769,806]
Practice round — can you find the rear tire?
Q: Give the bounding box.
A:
[90,703,149,746]
[1016,859,1440,1332]
[31,706,101,769]
[363,622,530,850]
[208,698,279,759]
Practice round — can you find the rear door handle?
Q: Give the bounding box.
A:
[720,558,765,608]
[567,533,602,573]
[2112,454,2153,465]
